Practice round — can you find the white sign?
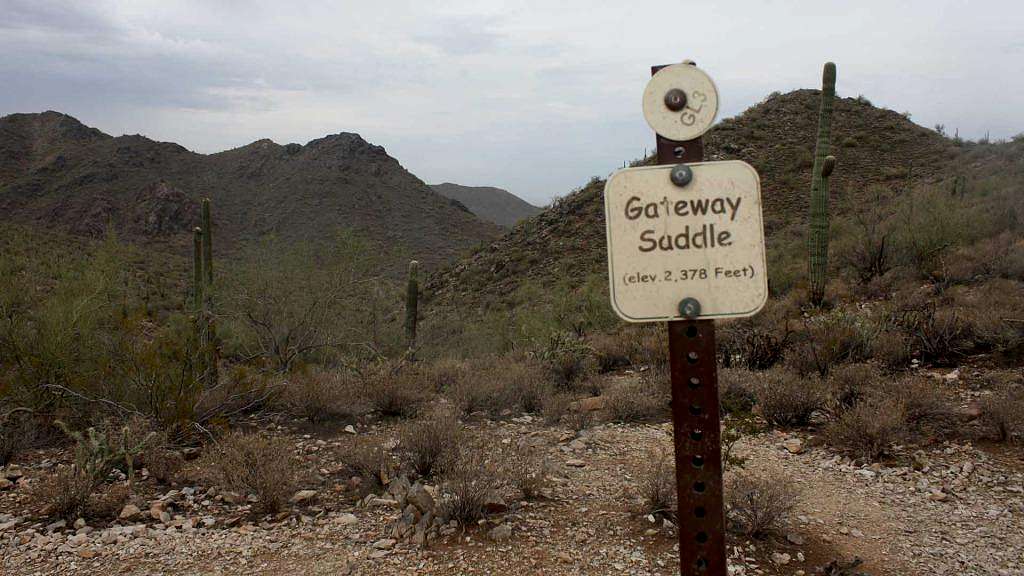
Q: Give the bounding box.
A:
[642,63,719,141]
[604,161,768,322]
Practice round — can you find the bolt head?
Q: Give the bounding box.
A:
[664,88,688,111]
[678,297,701,318]
[670,164,693,187]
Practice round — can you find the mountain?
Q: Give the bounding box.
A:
[0,111,502,271]
[425,90,990,306]
[430,183,542,228]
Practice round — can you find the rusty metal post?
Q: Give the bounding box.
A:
[653,63,728,576]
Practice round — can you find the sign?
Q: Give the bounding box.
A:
[604,160,767,322]
[642,63,719,141]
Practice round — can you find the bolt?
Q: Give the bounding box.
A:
[678,297,701,318]
[670,164,693,187]
[664,88,688,111]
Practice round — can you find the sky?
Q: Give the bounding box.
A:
[2,1,1022,206]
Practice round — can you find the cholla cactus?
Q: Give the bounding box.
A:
[808,62,837,306]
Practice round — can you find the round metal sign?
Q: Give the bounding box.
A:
[642,64,719,141]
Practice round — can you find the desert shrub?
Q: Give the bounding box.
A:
[86,483,130,520]
[205,432,297,513]
[58,417,161,486]
[339,436,395,493]
[503,444,550,500]
[143,447,185,485]
[725,471,798,537]
[979,385,1024,442]
[948,281,1024,353]
[541,392,572,425]
[0,412,40,466]
[447,355,550,417]
[754,369,828,427]
[436,440,504,525]
[785,311,875,377]
[365,361,432,418]
[875,376,956,437]
[637,448,676,522]
[589,331,635,372]
[824,399,904,461]
[892,187,967,278]
[31,466,99,521]
[871,329,913,370]
[282,369,363,423]
[605,380,666,423]
[719,369,758,414]
[828,363,885,411]
[889,300,974,365]
[396,406,462,478]
[718,296,798,370]
[835,186,895,284]
[563,409,594,434]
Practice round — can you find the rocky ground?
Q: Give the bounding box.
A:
[2,402,1023,576]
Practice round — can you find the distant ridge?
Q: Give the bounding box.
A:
[0,111,502,271]
[431,182,542,228]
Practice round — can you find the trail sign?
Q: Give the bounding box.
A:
[604,160,767,322]
[605,61,767,576]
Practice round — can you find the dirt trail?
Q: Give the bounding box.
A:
[3,419,1023,575]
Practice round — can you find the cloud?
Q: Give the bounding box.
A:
[1,0,1022,205]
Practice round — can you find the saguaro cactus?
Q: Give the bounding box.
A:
[808,62,837,306]
[405,260,419,348]
[192,227,204,313]
[201,198,213,287]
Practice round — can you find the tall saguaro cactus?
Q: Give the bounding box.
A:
[201,198,213,288]
[191,199,218,384]
[192,227,204,313]
[405,260,419,349]
[808,62,837,306]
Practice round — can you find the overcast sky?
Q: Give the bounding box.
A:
[2,1,1022,205]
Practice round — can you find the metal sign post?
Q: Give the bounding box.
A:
[603,61,768,576]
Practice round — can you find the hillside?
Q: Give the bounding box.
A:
[430,183,542,228]
[0,112,502,271]
[426,90,989,306]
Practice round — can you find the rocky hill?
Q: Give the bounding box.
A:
[425,90,979,305]
[0,112,502,271]
[430,183,542,228]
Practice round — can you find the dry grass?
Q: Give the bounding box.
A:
[754,368,829,427]
[446,356,551,417]
[397,406,462,478]
[828,362,884,411]
[719,368,758,415]
[204,432,298,513]
[436,439,503,525]
[878,376,957,437]
[31,467,98,521]
[503,444,551,500]
[725,471,798,537]
[637,448,677,522]
[0,413,39,466]
[365,362,432,418]
[979,385,1024,442]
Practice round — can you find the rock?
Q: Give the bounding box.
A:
[784,438,805,454]
[68,533,90,547]
[73,518,87,530]
[929,490,949,502]
[565,459,586,468]
[119,504,141,520]
[387,476,412,505]
[373,538,396,550]
[851,528,864,538]
[854,469,877,479]
[407,483,435,514]
[771,552,791,565]
[568,439,587,451]
[569,396,606,413]
[786,533,805,546]
[344,425,357,434]
[483,494,508,515]
[3,466,24,481]
[369,550,391,559]
[0,478,12,490]
[290,490,318,505]
[45,519,66,532]
[336,513,359,526]
[912,451,930,471]
[77,548,98,559]
[100,530,118,545]
[488,524,513,541]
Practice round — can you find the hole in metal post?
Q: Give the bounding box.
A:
[694,506,706,518]
[673,146,685,158]
[686,325,699,338]
[692,455,704,468]
[695,557,708,571]
[693,481,706,493]
[690,429,703,441]
[696,531,709,544]
[689,404,702,415]
[688,377,700,389]
[687,351,699,364]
